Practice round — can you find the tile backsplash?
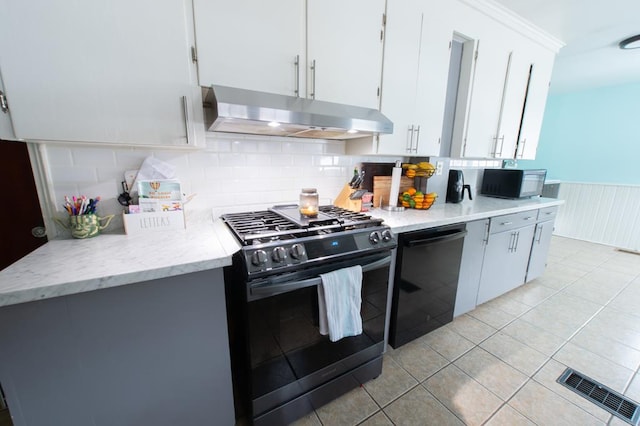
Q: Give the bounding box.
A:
[43,133,402,237]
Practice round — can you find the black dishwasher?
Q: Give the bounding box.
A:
[389,223,467,348]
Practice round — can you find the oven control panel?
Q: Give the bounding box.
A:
[243,227,397,275]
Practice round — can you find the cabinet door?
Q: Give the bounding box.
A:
[516,44,555,160]
[377,0,421,155]
[526,220,554,282]
[307,0,385,109]
[0,66,18,141]
[461,35,511,158]
[0,0,201,146]
[477,224,535,305]
[193,0,305,97]
[493,49,530,159]
[454,219,489,317]
[413,8,454,157]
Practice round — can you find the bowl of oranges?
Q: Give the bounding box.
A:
[403,162,436,179]
[399,188,437,209]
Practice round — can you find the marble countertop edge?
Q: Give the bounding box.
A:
[0,198,561,308]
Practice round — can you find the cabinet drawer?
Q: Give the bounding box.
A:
[537,206,559,222]
[489,210,537,233]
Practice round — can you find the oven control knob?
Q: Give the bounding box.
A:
[272,246,287,263]
[369,231,381,244]
[251,250,268,266]
[290,243,306,259]
[381,229,393,242]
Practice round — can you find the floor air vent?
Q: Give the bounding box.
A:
[558,368,640,425]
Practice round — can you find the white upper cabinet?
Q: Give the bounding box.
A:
[413,8,456,156]
[448,0,561,159]
[457,31,512,158]
[194,0,384,109]
[376,0,451,156]
[515,41,556,160]
[376,0,422,155]
[193,0,305,97]
[307,0,385,109]
[496,48,532,159]
[0,0,202,146]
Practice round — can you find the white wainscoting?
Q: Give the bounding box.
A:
[555,182,640,251]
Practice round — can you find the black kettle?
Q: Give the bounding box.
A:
[446,169,473,203]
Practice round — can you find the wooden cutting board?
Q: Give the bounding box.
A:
[372,176,413,207]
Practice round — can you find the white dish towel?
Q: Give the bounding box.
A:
[317,265,363,342]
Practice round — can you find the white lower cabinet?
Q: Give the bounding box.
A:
[526,206,558,281]
[476,220,536,305]
[454,207,557,314]
[454,218,489,317]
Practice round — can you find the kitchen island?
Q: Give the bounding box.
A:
[0,196,562,426]
[0,219,240,426]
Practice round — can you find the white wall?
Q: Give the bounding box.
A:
[42,133,402,237]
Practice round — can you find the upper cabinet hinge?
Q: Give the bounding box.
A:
[382,13,386,26]
[191,46,198,64]
[474,49,479,61]
[380,30,384,41]
[377,87,380,97]
[0,90,8,114]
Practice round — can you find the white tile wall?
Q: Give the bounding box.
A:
[44,133,401,237]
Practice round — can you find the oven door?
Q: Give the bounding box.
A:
[245,251,391,417]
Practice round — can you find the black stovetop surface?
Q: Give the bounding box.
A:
[222,205,383,246]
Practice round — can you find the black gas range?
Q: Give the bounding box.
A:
[221,205,396,425]
[222,205,396,280]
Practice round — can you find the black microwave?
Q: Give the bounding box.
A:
[481,169,547,199]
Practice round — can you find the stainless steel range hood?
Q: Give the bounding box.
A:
[202,85,393,140]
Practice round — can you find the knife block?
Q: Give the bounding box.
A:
[333,184,362,213]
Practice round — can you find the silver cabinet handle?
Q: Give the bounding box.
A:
[0,89,8,113]
[523,216,534,221]
[508,232,515,252]
[517,138,527,158]
[406,125,415,153]
[535,224,543,243]
[413,125,421,153]
[182,96,191,145]
[501,221,513,226]
[492,135,505,156]
[294,55,300,97]
[513,231,520,252]
[310,59,316,99]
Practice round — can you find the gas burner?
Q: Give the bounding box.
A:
[221,205,384,246]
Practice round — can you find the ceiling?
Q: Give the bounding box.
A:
[492,0,640,93]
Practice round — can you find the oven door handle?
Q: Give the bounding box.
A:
[250,255,392,297]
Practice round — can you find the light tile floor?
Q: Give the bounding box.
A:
[292,236,640,426]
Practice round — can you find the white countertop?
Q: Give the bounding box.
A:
[0,219,240,307]
[0,196,562,308]
[376,196,563,234]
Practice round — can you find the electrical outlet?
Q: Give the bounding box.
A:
[435,161,444,176]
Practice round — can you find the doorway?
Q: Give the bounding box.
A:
[0,140,47,270]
